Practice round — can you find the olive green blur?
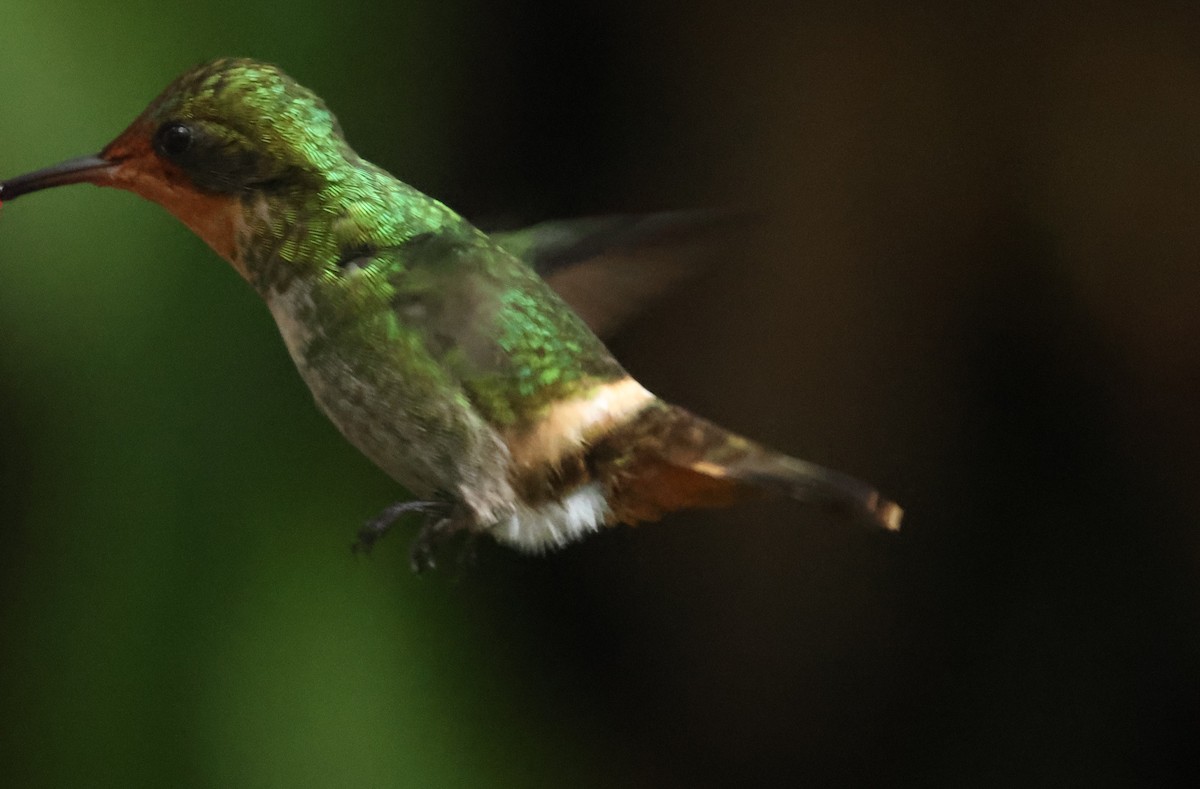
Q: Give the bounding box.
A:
[2,1,1198,787]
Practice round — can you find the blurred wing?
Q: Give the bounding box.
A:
[492,210,749,338]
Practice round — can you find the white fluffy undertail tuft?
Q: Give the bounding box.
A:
[490,482,611,553]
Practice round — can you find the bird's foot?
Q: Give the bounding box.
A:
[408,515,473,574]
[353,500,451,556]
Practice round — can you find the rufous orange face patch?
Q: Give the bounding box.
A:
[101,123,247,277]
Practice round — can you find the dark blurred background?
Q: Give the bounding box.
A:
[2,1,1198,786]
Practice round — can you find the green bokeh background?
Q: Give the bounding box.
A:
[3,2,1199,786]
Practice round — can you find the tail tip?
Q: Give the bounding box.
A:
[870,495,904,532]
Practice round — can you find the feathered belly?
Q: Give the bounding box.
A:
[265,285,470,498]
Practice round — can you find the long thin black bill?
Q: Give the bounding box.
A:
[0,155,113,202]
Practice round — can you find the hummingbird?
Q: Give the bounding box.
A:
[0,58,901,570]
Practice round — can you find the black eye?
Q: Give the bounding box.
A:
[154,122,193,157]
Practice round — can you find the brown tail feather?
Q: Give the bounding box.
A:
[590,401,902,531]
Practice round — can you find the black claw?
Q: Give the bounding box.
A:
[408,516,450,573]
[352,500,450,555]
[352,499,472,573]
[408,537,437,574]
[408,516,470,574]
